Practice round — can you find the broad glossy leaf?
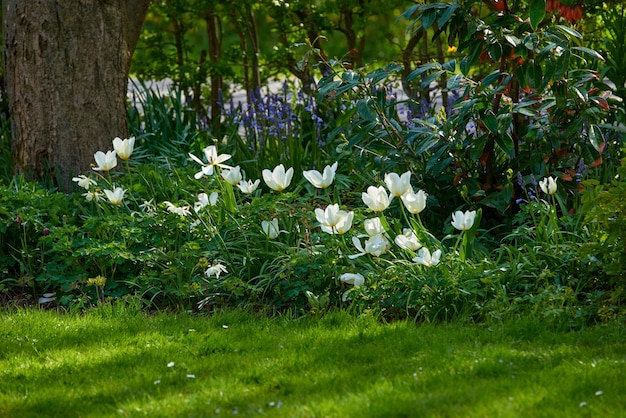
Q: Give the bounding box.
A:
[523,33,539,50]
[406,63,441,82]
[437,3,457,28]
[483,113,498,134]
[421,70,445,88]
[421,10,437,30]
[505,35,521,47]
[571,47,605,62]
[356,99,379,122]
[482,70,501,87]
[529,0,546,30]
[447,73,464,90]
[554,25,582,39]
[442,59,457,72]
[588,124,605,153]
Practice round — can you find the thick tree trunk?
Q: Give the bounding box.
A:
[2,0,150,191]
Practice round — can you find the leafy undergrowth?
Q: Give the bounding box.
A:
[1,306,625,417]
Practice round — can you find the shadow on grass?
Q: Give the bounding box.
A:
[1,309,625,417]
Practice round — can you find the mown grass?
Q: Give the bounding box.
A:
[1,305,624,417]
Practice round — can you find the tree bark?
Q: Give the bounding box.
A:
[3,0,151,191]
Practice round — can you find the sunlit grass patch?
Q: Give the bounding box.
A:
[1,307,624,417]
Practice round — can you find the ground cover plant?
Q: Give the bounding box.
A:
[1,306,625,417]
[0,1,625,326]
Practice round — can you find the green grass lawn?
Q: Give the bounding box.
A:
[1,305,624,417]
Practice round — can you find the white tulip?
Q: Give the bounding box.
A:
[262,164,294,191]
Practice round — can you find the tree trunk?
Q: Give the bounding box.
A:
[204,7,222,130]
[2,0,151,191]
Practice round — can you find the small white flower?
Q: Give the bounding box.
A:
[384,171,412,197]
[262,218,281,239]
[394,228,422,251]
[103,187,125,205]
[189,145,232,179]
[262,164,294,191]
[139,199,156,213]
[451,210,477,231]
[205,262,227,279]
[92,150,118,172]
[221,166,243,185]
[112,136,135,160]
[412,248,442,267]
[167,362,175,368]
[362,186,391,212]
[83,190,102,202]
[72,175,97,190]
[363,217,384,237]
[349,234,390,259]
[237,179,261,194]
[303,162,338,189]
[194,192,218,212]
[539,176,557,195]
[339,273,365,286]
[163,201,191,217]
[315,204,354,235]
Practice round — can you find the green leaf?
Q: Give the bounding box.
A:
[421,10,437,30]
[406,62,441,82]
[437,3,457,28]
[483,113,498,134]
[447,74,464,90]
[356,99,379,122]
[442,59,457,72]
[556,24,582,39]
[589,125,605,153]
[421,70,445,88]
[495,133,515,156]
[526,63,543,89]
[571,47,605,62]
[529,0,546,30]
[523,33,540,50]
[482,70,501,87]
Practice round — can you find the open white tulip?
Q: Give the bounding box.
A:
[539,176,557,195]
[237,179,261,194]
[412,247,442,267]
[262,164,294,191]
[93,150,117,172]
[401,189,427,214]
[340,273,365,286]
[384,171,412,197]
[315,204,354,235]
[451,210,477,231]
[303,162,338,189]
[363,217,384,237]
[189,145,232,179]
[112,136,135,160]
[394,228,422,251]
[103,187,125,205]
[361,186,391,212]
[349,234,390,259]
[221,166,243,185]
